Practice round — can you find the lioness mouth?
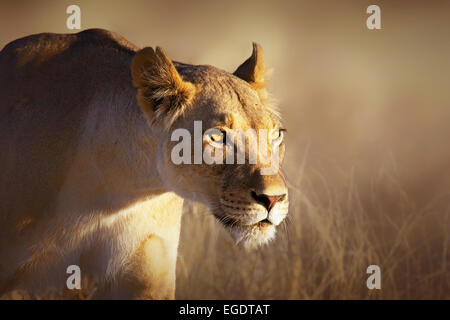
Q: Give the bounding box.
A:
[256,218,272,227]
[220,216,272,229]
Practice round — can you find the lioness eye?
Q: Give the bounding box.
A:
[207,129,226,145]
[272,129,285,144]
[211,132,224,142]
[211,134,223,142]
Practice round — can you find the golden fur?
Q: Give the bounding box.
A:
[0,29,288,299]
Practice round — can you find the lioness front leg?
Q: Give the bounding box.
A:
[95,235,178,300]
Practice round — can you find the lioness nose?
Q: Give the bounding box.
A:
[251,191,286,212]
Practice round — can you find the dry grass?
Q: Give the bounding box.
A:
[176,158,449,299]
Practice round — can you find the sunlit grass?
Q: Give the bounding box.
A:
[176,162,449,299]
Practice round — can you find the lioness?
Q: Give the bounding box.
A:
[0,29,288,299]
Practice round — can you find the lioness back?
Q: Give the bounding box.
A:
[0,29,140,289]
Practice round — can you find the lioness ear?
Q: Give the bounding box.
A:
[233,42,268,103]
[131,46,195,126]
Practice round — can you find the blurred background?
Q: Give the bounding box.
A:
[1,0,449,299]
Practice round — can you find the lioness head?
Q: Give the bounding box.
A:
[131,44,288,248]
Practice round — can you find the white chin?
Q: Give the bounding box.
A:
[230,223,276,249]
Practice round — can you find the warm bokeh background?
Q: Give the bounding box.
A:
[1,0,449,299]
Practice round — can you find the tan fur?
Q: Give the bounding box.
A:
[0,29,288,299]
[233,42,268,103]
